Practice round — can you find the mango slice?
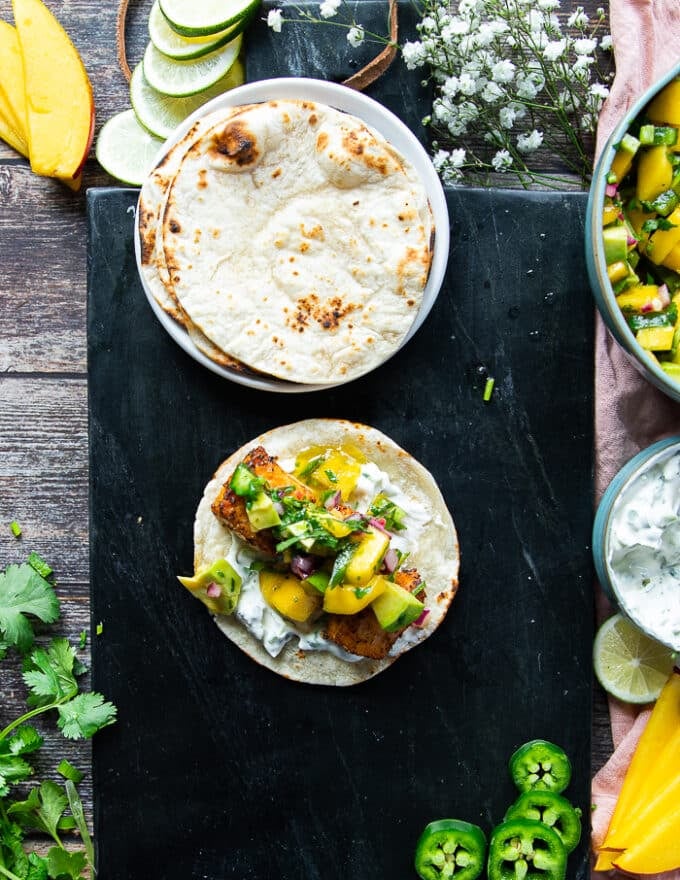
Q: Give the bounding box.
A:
[0,21,27,139]
[613,807,680,874]
[12,0,94,180]
[602,670,680,849]
[0,108,27,157]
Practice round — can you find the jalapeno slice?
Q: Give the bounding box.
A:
[414,819,487,880]
[487,818,567,880]
[508,739,572,794]
[504,790,582,853]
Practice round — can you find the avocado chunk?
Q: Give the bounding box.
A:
[602,225,630,265]
[177,558,242,615]
[304,570,330,593]
[246,491,281,531]
[371,580,425,632]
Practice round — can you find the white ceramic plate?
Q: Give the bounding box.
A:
[134,77,450,393]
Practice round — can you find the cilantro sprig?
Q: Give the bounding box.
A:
[0,558,117,880]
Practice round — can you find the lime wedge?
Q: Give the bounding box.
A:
[142,35,242,97]
[593,613,676,704]
[148,0,244,60]
[95,110,164,186]
[158,0,260,36]
[130,59,245,140]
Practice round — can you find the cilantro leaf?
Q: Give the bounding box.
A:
[64,780,95,873]
[0,753,33,797]
[0,563,60,653]
[47,846,87,880]
[7,725,44,756]
[26,852,50,880]
[22,639,79,707]
[8,781,67,840]
[0,814,30,878]
[57,693,117,740]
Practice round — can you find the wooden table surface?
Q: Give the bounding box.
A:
[0,0,613,849]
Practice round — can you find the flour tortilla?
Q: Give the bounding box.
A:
[162,101,433,384]
[191,419,459,686]
[137,107,265,375]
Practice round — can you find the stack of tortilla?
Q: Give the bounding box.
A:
[136,99,434,386]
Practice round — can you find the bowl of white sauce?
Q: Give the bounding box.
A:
[593,437,680,652]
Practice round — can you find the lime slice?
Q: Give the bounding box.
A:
[130,59,245,140]
[593,613,676,704]
[148,0,244,60]
[158,0,260,36]
[95,110,164,186]
[142,35,242,97]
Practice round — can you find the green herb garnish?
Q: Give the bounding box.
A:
[298,455,324,480]
[483,377,495,402]
[0,556,116,879]
[27,552,53,580]
[9,521,22,538]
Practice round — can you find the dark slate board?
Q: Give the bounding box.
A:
[87,186,593,880]
[246,0,431,143]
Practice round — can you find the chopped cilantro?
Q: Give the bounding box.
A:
[642,217,676,233]
[353,586,371,599]
[9,521,21,538]
[78,630,87,649]
[27,552,52,579]
[324,469,338,483]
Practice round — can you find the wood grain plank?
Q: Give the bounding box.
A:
[0,377,88,583]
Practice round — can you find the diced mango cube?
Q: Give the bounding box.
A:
[323,577,386,615]
[647,79,680,126]
[646,207,680,264]
[344,527,390,587]
[616,285,659,310]
[259,570,322,622]
[636,145,674,202]
[636,325,675,351]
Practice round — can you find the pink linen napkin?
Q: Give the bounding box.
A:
[592,1,680,876]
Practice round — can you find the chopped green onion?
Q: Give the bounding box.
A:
[483,377,495,402]
[27,551,52,579]
[57,759,85,784]
[96,621,104,636]
[606,171,617,185]
[10,520,22,537]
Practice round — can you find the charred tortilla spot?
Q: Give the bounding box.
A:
[308,113,318,125]
[212,120,259,166]
[169,219,181,234]
[287,293,357,333]
[272,167,282,178]
[316,131,329,151]
[197,169,208,189]
[300,223,324,241]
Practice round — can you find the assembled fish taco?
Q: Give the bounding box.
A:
[179,419,459,685]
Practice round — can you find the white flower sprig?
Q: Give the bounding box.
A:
[405,0,612,186]
[266,0,613,187]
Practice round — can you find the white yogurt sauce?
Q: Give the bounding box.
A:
[607,450,680,650]
[223,460,432,660]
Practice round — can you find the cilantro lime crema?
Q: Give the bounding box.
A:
[223,460,431,660]
[607,449,680,650]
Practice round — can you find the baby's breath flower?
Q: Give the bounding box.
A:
[573,37,597,55]
[267,7,283,31]
[517,129,544,153]
[543,39,566,61]
[499,106,517,129]
[600,34,613,51]
[458,72,477,96]
[481,81,504,103]
[491,59,515,84]
[537,0,560,9]
[319,0,340,19]
[402,40,426,70]
[491,149,513,172]
[567,6,589,27]
[589,82,610,100]
[346,25,364,47]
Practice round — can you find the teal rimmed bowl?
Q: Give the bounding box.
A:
[593,435,680,651]
[586,61,680,404]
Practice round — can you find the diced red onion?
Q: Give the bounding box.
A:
[627,234,637,246]
[413,608,430,627]
[382,547,399,573]
[659,284,671,307]
[206,582,221,598]
[369,517,388,533]
[324,490,342,510]
[291,554,318,579]
[605,183,618,197]
[641,302,654,313]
